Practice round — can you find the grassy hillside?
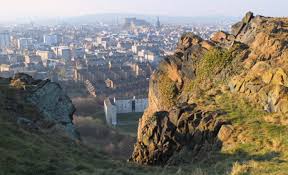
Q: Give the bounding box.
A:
[0,114,165,175]
[1,87,288,175]
[215,94,288,175]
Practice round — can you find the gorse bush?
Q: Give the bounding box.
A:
[197,48,233,81]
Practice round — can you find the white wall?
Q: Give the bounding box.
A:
[104,98,117,126]
[104,97,148,126]
[115,98,148,113]
[135,98,148,112]
[115,99,132,113]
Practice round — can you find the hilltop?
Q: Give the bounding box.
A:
[130,12,288,174]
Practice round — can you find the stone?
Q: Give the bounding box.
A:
[210,31,228,43]
[262,70,273,84]
[11,73,79,140]
[217,125,233,142]
[271,68,288,87]
[130,106,227,165]
[231,21,244,36]
[200,40,214,50]
[243,11,254,24]
[277,98,288,114]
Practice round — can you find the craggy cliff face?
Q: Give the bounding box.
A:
[0,73,79,140]
[131,12,288,165]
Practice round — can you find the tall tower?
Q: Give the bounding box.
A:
[155,17,161,29]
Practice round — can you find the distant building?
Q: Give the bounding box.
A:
[104,98,117,126]
[0,54,9,64]
[145,51,160,63]
[0,31,10,49]
[123,18,150,30]
[84,80,96,97]
[36,50,54,67]
[43,34,58,46]
[132,44,145,54]
[71,48,85,59]
[8,54,24,64]
[17,38,33,50]
[52,46,71,60]
[24,55,42,65]
[96,37,109,48]
[104,96,148,126]
[155,17,161,29]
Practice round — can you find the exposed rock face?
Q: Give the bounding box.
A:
[131,104,229,165]
[131,12,288,165]
[2,73,79,139]
[228,14,288,115]
[229,62,288,114]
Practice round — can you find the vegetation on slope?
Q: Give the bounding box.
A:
[150,93,288,175]
[158,74,177,108]
[197,48,233,81]
[215,94,288,175]
[1,78,288,175]
[0,114,171,175]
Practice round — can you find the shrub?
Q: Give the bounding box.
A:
[158,74,177,108]
[197,48,233,81]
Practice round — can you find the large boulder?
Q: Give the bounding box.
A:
[8,73,79,139]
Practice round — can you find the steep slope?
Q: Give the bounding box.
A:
[1,73,209,175]
[0,73,164,175]
[131,12,288,174]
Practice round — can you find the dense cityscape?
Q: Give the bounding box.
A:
[0,17,231,100]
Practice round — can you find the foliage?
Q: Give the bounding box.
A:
[158,74,177,108]
[197,48,233,81]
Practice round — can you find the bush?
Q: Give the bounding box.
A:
[158,74,177,108]
[197,48,233,81]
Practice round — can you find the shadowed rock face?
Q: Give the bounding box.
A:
[131,12,288,165]
[3,73,79,140]
[130,104,229,165]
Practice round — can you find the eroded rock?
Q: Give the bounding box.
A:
[130,104,229,165]
[131,12,288,166]
[3,73,79,140]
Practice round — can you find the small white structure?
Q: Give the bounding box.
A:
[104,96,148,126]
[104,98,117,126]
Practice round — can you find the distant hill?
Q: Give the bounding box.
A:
[61,13,240,25]
[2,13,239,25]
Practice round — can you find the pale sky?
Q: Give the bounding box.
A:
[0,0,287,22]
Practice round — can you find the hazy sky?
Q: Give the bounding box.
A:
[0,0,287,22]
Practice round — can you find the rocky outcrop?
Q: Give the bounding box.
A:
[1,73,79,139]
[228,13,288,115]
[130,104,229,165]
[131,12,288,165]
[229,62,288,114]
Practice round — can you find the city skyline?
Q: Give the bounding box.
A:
[0,0,288,22]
